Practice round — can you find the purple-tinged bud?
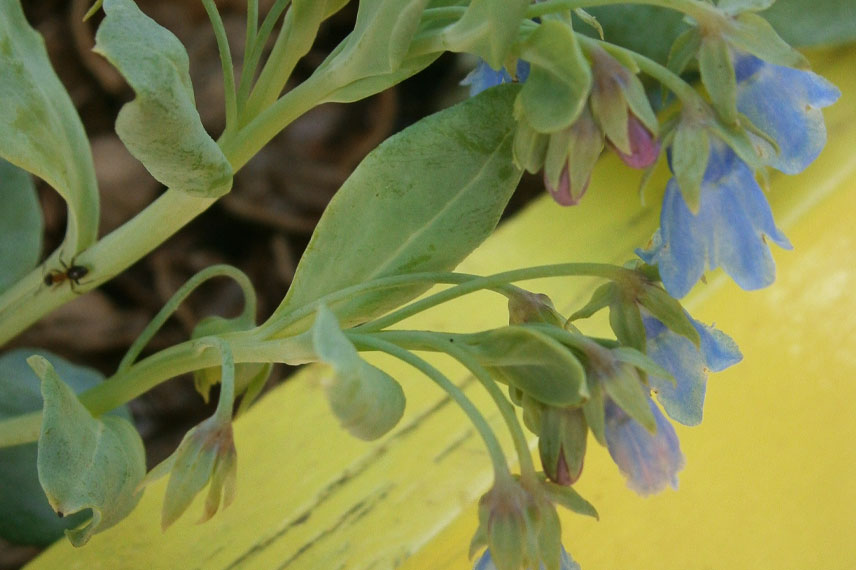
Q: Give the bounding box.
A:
[544,166,586,206]
[611,113,661,169]
[539,406,587,486]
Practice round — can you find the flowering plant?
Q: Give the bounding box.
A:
[0,0,845,568]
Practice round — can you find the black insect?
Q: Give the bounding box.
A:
[43,258,90,293]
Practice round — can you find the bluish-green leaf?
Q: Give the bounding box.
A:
[516,21,592,133]
[464,326,588,407]
[0,160,42,294]
[440,0,529,68]
[699,35,738,125]
[761,0,856,47]
[94,0,232,197]
[311,306,406,440]
[275,85,522,330]
[0,350,131,546]
[0,0,98,251]
[30,355,145,547]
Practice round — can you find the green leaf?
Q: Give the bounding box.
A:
[761,0,856,47]
[312,306,406,440]
[321,0,429,86]
[541,478,599,519]
[725,12,808,68]
[94,0,233,197]
[582,376,606,445]
[0,0,99,251]
[464,326,588,407]
[670,122,710,213]
[612,346,675,386]
[516,21,592,133]
[718,0,776,13]
[324,53,442,103]
[698,35,738,125]
[0,350,131,546]
[440,0,529,68]
[0,160,42,294]
[608,292,646,352]
[28,355,144,547]
[576,6,687,65]
[667,28,701,77]
[275,85,522,330]
[637,285,701,347]
[568,282,615,322]
[600,362,655,432]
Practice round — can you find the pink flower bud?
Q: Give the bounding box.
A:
[611,114,660,169]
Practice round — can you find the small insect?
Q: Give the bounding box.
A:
[43,258,90,293]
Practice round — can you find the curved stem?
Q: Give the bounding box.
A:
[202,0,238,132]
[357,263,627,333]
[348,333,511,477]
[118,264,257,372]
[576,34,703,106]
[410,333,539,480]
[528,0,719,23]
[194,337,236,423]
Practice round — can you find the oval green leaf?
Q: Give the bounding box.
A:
[0,160,43,294]
[0,349,132,546]
[465,326,588,407]
[274,84,523,330]
[94,0,232,197]
[440,0,529,68]
[0,0,99,251]
[30,355,145,547]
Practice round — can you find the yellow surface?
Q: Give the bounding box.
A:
[26,47,856,569]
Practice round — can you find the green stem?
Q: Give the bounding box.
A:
[237,0,291,114]
[528,0,719,23]
[0,330,316,448]
[258,271,521,338]
[357,263,627,333]
[202,0,238,132]
[419,6,465,22]
[194,337,236,423]
[118,264,257,372]
[576,34,703,106]
[390,331,539,480]
[348,333,511,477]
[0,190,217,347]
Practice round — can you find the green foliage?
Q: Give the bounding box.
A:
[699,35,738,125]
[29,356,144,547]
[761,0,856,47]
[516,20,592,133]
[0,160,42,294]
[94,0,233,197]
[312,306,406,440]
[275,85,522,330]
[0,350,130,545]
[440,0,529,68]
[463,327,588,407]
[0,0,99,251]
[671,121,710,213]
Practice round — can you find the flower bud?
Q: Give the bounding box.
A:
[507,290,564,327]
[542,105,604,206]
[538,406,587,486]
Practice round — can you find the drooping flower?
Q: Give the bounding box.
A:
[734,52,840,175]
[638,137,792,298]
[643,313,742,426]
[588,46,660,169]
[604,397,685,496]
[462,59,531,96]
[474,544,581,570]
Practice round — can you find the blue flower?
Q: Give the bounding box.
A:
[638,138,792,298]
[462,59,531,96]
[604,397,685,496]
[643,313,742,426]
[734,52,840,175]
[474,545,581,570]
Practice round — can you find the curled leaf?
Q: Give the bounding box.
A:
[30,356,145,547]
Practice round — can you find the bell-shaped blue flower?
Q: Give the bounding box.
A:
[734,52,840,175]
[462,59,531,96]
[643,313,742,426]
[638,138,792,298]
[604,397,685,496]
[474,544,581,570]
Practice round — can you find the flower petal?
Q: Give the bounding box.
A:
[735,52,840,174]
[605,398,685,495]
